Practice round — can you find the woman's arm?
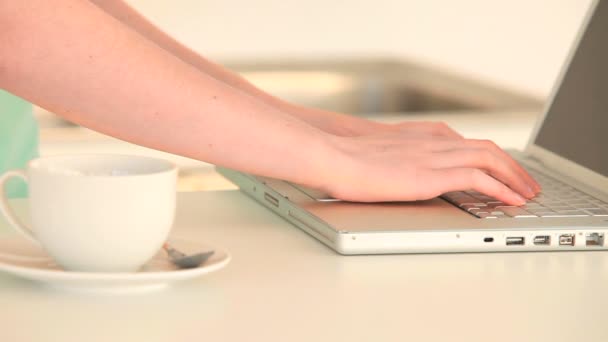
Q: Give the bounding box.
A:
[88,0,393,137]
[0,0,538,204]
[0,0,332,188]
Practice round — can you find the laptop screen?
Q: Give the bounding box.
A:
[533,1,608,177]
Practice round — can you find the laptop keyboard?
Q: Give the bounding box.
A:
[442,169,608,219]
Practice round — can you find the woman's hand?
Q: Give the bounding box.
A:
[378,121,466,140]
[319,124,540,205]
[352,120,465,139]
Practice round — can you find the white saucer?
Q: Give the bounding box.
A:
[0,235,230,294]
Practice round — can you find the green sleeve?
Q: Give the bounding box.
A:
[0,90,39,198]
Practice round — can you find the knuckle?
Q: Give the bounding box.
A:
[467,139,501,152]
[478,150,496,166]
[478,139,493,147]
[484,139,500,151]
[433,121,448,131]
[462,138,481,147]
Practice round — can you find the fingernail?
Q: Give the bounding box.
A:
[526,185,536,198]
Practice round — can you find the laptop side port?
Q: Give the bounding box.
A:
[585,232,604,246]
[533,235,551,245]
[264,192,280,208]
[506,237,525,246]
[559,234,575,246]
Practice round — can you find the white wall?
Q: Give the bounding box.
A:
[126,0,593,98]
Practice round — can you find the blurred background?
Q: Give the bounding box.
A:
[124,0,591,97]
[36,0,594,191]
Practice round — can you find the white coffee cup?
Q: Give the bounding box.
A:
[0,154,177,272]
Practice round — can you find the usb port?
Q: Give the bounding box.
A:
[263,192,279,207]
[506,237,525,246]
[559,234,575,246]
[533,235,551,245]
[586,232,604,246]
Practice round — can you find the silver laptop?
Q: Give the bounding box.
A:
[217,0,608,254]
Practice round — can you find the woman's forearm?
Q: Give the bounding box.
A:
[0,0,333,188]
[88,0,384,136]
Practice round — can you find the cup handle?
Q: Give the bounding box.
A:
[0,170,39,244]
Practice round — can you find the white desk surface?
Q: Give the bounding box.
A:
[1,190,608,342]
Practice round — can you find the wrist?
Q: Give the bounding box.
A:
[301,132,356,194]
[280,101,389,137]
[295,131,345,191]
